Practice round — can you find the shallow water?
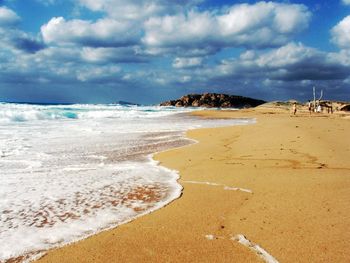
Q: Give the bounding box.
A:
[0,103,253,262]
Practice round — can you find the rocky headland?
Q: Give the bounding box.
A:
[160,93,266,108]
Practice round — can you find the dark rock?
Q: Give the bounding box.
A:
[175,101,183,107]
[160,93,265,108]
[192,100,200,107]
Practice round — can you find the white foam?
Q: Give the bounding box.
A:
[0,162,182,261]
[232,234,279,263]
[0,103,198,123]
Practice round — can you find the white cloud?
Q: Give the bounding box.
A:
[41,17,139,47]
[144,11,214,47]
[81,47,148,63]
[0,6,20,27]
[255,42,320,68]
[39,1,311,55]
[202,42,350,83]
[219,2,309,35]
[144,46,219,57]
[328,50,350,66]
[76,65,120,82]
[342,0,350,5]
[34,46,81,63]
[79,0,162,19]
[240,50,256,60]
[331,16,350,49]
[177,75,192,83]
[143,2,311,49]
[77,0,200,20]
[0,8,44,54]
[172,57,203,68]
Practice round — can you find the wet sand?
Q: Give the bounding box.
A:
[36,106,350,263]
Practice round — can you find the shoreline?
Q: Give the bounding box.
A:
[3,111,250,263]
[36,107,350,263]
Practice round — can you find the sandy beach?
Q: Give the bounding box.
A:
[36,106,350,263]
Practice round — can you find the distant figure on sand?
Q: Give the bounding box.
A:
[326,103,333,114]
[292,102,297,115]
[308,100,312,114]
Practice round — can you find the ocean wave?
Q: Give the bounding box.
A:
[0,103,194,123]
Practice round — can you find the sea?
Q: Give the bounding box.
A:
[0,102,253,262]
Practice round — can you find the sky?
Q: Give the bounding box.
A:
[0,0,349,104]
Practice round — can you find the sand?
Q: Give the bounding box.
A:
[36,106,350,263]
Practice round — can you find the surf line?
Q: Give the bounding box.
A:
[181,180,252,194]
[232,234,279,263]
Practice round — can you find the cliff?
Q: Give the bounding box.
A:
[160,93,265,108]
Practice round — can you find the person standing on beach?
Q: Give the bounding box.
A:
[308,100,312,114]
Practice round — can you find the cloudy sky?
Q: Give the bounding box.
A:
[0,0,349,104]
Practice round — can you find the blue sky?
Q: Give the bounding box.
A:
[0,0,349,104]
